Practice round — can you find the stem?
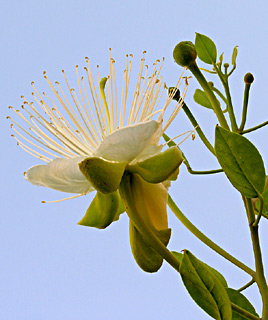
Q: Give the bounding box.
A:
[182,102,215,155]
[231,303,260,320]
[253,193,264,227]
[168,195,255,277]
[119,173,181,273]
[242,121,268,134]
[211,86,228,105]
[162,133,222,175]
[238,279,255,292]
[245,197,268,319]
[213,64,238,132]
[239,83,251,131]
[188,62,230,130]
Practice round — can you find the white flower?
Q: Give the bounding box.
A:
[8,51,187,199]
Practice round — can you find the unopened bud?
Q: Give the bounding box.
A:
[223,63,229,68]
[173,41,197,67]
[244,72,254,84]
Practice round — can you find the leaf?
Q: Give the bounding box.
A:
[231,46,238,66]
[79,157,127,194]
[180,250,232,320]
[193,89,213,109]
[128,146,183,183]
[172,251,228,287]
[129,221,171,273]
[226,288,259,319]
[215,126,266,198]
[78,191,125,229]
[195,33,217,64]
[219,53,224,64]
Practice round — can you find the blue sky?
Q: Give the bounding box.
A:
[1,1,268,319]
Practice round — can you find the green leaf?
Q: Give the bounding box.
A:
[128,147,183,183]
[193,88,214,109]
[231,46,238,66]
[195,33,217,65]
[78,191,125,229]
[172,251,228,287]
[79,157,127,194]
[129,221,171,273]
[226,288,259,319]
[215,126,266,198]
[180,250,232,320]
[219,53,224,64]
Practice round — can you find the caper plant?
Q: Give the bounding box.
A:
[8,34,268,320]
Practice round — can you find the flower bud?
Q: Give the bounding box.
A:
[244,72,254,84]
[173,41,197,67]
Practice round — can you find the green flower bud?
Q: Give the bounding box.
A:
[208,81,214,87]
[244,72,254,84]
[223,63,229,68]
[173,41,197,67]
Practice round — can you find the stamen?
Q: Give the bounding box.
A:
[41,193,86,203]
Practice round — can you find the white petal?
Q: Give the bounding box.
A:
[25,157,94,194]
[94,120,161,162]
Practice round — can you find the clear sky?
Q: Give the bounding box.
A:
[1,1,268,319]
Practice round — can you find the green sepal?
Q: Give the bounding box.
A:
[215,126,266,198]
[219,53,224,65]
[79,157,128,194]
[78,190,125,229]
[129,220,171,273]
[128,147,183,183]
[231,46,238,67]
[193,88,214,110]
[180,250,232,320]
[172,251,228,287]
[226,288,259,319]
[195,33,217,65]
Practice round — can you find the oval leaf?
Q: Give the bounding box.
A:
[180,250,232,320]
[193,89,214,109]
[215,126,266,198]
[78,191,125,229]
[195,33,217,64]
[172,251,228,288]
[226,288,259,320]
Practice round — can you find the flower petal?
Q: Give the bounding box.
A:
[94,120,161,163]
[25,157,94,194]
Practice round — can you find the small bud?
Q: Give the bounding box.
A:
[208,81,214,87]
[173,41,197,67]
[244,72,254,84]
[223,63,229,68]
[168,87,180,102]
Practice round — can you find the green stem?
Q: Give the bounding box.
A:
[162,133,222,175]
[245,197,268,319]
[239,83,251,131]
[238,279,255,292]
[182,102,215,155]
[188,62,230,130]
[241,121,268,134]
[168,195,255,277]
[213,64,238,132]
[211,86,227,105]
[231,303,260,320]
[253,193,264,227]
[119,173,181,273]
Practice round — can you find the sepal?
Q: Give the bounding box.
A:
[79,157,127,194]
[129,220,171,273]
[128,147,183,183]
[78,190,125,229]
